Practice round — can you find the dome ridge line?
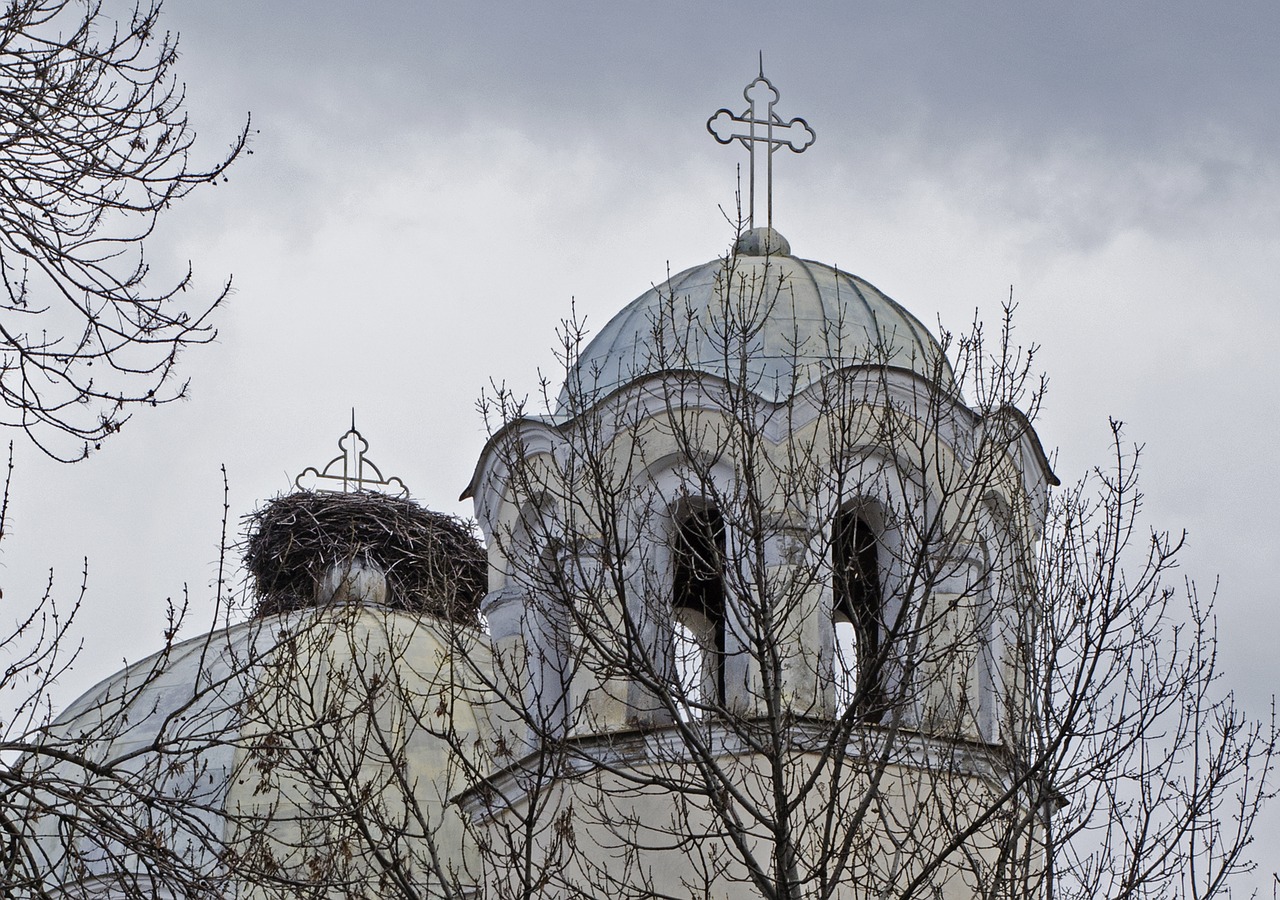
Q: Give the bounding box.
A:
[618,263,705,387]
[827,260,944,374]
[837,265,877,325]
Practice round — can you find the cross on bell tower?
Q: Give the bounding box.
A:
[707,56,816,230]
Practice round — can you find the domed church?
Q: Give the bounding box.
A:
[32,70,1056,900]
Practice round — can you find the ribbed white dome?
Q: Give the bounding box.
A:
[558,228,956,414]
[39,608,487,892]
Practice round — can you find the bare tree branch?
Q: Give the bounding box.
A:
[0,0,247,459]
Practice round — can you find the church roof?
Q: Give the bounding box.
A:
[557,227,957,414]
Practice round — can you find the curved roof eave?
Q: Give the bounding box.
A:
[987,404,1060,488]
[461,363,970,502]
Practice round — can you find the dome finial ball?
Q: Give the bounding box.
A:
[735,226,791,257]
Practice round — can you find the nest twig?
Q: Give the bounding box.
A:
[243,490,487,622]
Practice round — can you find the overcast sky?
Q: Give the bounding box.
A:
[7,0,1279,884]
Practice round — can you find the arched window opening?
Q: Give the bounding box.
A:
[833,510,883,721]
[672,506,726,718]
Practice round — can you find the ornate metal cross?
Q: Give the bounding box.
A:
[295,412,408,497]
[707,57,816,230]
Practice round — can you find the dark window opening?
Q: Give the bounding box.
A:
[673,506,727,713]
[833,510,884,721]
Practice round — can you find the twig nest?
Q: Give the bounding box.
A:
[243,490,487,622]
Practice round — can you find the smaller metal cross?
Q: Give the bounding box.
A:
[707,56,816,230]
[295,412,408,497]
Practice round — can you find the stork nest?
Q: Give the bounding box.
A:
[243,490,487,622]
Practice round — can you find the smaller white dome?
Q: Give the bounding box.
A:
[38,608,490,893]
[558,229,956,413]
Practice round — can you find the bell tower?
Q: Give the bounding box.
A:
[464,66,1056,900]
